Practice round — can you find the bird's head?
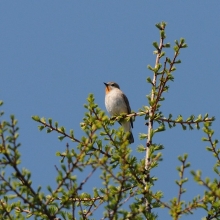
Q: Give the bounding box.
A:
[104,82,120,94]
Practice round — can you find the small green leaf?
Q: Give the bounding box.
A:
[59,126,65,133]
[159,51,165,58]
[70,129,74,137]
[38,125,45,131]
[178,155,183,162]
[160,30,166,39]
[189,124,194,130]
[147,65,155,71]
[174,59,181,64]
[173,45,179,52]
[186,115,195,122]
[195,123,200,130]
[0,111,4,117]
[47,186,53,193]
[163,43,170,48]
[93,188,99,197]
[32,115,40,121]
[155,23,162,30]
[176,115,183,122]
[166,58,171,63]
[153,41,159,49]
[41,117,46,123]
[137,145,146,152]
[58,136,66,141]
[181,124,187,130]
[171,66,176,72]
[180,38,185,44]
[139,133,148,140]
[181,43,188,48]
[183,154,188,160]
[47,128,52,133]
[55,121,58,128]
[214,166,220,175]
[48,118,52,125]
[146,77,153,85]
[149,129,154,139]
[154,124,165,133]
[201,137,209,141]
[206,147,213,152]
[185,163,190,168]
[56,151,62,156]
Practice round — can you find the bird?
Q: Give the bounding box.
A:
[104,82,134,144]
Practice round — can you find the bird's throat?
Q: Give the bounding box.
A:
[105,86,110,94]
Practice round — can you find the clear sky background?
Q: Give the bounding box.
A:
[1,1,220,219]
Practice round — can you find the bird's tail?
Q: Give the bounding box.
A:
[121,121,134,144]
[129,132,134,144]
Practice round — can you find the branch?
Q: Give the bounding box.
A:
[32,116,111,158]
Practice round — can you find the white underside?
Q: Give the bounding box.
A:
[105,89,131,132]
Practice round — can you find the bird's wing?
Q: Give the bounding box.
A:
[122,94,133,128]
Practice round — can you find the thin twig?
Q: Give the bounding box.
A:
[145,25,165,213]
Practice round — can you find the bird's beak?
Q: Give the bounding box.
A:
[104,82,110,92]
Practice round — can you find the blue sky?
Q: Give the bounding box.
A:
[1,1,220,219]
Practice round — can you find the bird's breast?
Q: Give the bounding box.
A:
[105,90,127,116]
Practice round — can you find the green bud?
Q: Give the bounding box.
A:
[159,51,165,58]
[70,129,74,137]
[38,125,45,131]
[163,43,170,48]
[58,136,65,141]
[139,133,148,140]
[155,22,162,30]
[59,126,65,133]
[137,145,146,152]
[153,41,159,49]
[46,128,52,133]
[174,59,181,64]
[173,45,179,52]
[48,118,52,125]
[40,117,46,123]
[180,38,185,44]
[147,65,155,71]
[160,30,166,39]
[55,121,58,128]
[146,77,153,85]
[201,137,209,141]
[32,115,40,121]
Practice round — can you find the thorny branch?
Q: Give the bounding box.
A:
[144,22,166,213]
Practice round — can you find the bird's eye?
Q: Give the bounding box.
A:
[111,83,115,86]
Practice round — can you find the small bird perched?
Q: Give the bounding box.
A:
[104,82,134,144]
